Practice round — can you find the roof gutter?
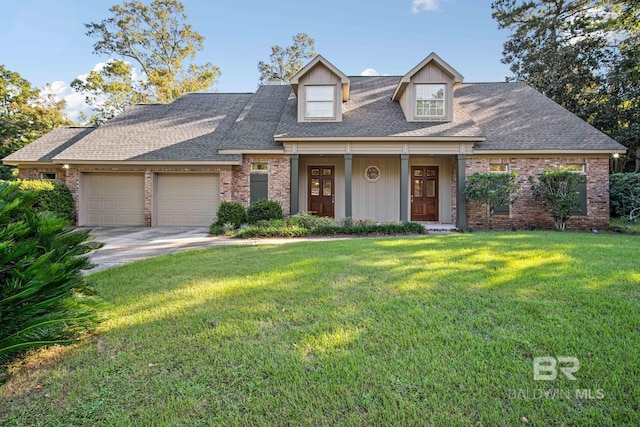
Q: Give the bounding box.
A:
[218,149,286,155]
[473,149,626,155]
[275,136,485,143]
[7,159,243,167]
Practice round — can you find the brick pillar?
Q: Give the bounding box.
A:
[65,168,80,225]
[144,169,152,227]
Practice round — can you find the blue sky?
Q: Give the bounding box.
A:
[1,0,512,120]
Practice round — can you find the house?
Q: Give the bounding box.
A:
[3,53,626,230]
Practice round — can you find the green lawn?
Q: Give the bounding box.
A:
[610,216,640,233]
[2,233,639,426]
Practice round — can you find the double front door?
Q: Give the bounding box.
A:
[306,164,438,221]
[411,166,438,221]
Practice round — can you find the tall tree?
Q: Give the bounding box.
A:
[71,60,151,126]
[491,0,610,118]
[257,33,315,84]
[85,0,220,104]
[0,66,72,179]
[492,0,640,171]
[593,0,640,171]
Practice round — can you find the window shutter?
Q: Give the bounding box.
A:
[250,174,268,204]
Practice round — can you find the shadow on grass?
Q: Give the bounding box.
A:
[2,232,640,425]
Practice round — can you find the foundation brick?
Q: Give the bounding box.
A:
[18,158,291,225]
[16,154,611,229]
[465,156,610,231]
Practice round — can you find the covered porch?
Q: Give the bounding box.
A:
[285,140,471,229]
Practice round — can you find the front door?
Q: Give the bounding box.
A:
[308,166,335,217]
[411,166,438,221]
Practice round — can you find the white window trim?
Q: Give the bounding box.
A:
[415,84,445,118]
[564,164,586,173]
[251,163,269,173]
[40,172,57,181]
[489,164,509,173]
[305,85,335,119]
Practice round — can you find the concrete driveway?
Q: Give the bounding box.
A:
[83,227,337,273]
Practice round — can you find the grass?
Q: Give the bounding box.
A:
[1,232,639,426]
[610,216,640,233]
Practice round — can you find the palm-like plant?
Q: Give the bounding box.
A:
[0,183,101,365]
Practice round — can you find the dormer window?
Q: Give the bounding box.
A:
[392,53,463,122]
[306,85,335,118]
[290,55,349,122]
[416,84,445,117]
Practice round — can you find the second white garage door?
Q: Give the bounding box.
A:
[155,174,220,226]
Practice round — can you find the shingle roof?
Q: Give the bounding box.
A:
[455,82,625,151]
[275,76,483,138]
[5,76,624,165]
[3,127,95,162]
[220,85,291,150]
[53,93,253,162]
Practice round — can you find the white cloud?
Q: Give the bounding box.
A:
[40,60,148,124]
[412,0,440,13]
[360,68,379,76]
[41,80,93,124]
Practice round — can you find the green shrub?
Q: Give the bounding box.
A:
[529,169,582,231]
[215,201,246,228]
[289,212,336,230]
[464,172,521,230]
[235,221,308,238]
[247,199,283,224]
[0,182,101,365]
[18,180,75,223]
[222,223,237,235]
[609,173,640,219]
[311,222,425,236]
[209,223,225,235]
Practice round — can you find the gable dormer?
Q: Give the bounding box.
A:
[392,52,463,123]
[290,55,350,123]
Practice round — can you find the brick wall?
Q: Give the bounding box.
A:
[19,166,230,226]
[18,157,292,225]
[465,156,610,231]
[18,167,68,185]
[18,155,610,230]
[229,156,291,215]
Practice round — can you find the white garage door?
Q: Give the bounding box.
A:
[83,173,145,226]
[156,174,220,226]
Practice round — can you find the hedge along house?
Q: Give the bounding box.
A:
[4,53,625,229]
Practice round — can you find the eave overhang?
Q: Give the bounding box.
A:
[290,55,350,102]
[275,135,485,143]
[392,52,464,102]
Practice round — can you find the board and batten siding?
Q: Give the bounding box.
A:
[297,63,343,122]
[352,157,400,222]
[298,155,454,223]
[401,62,455,122]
